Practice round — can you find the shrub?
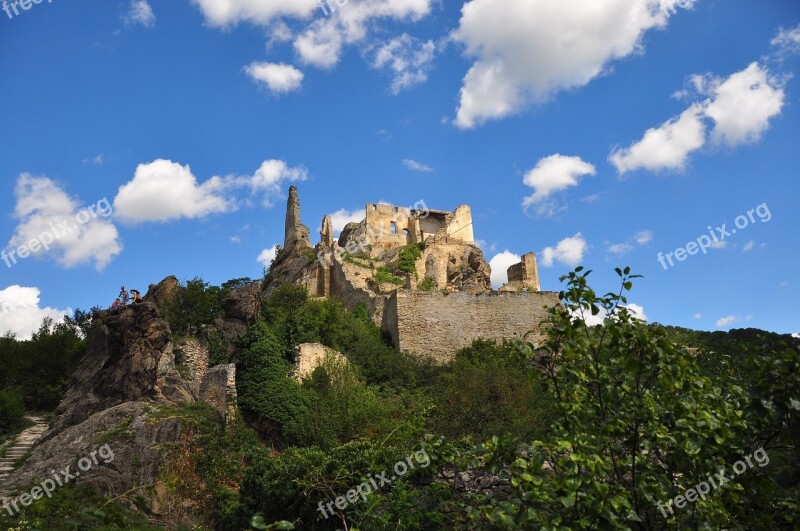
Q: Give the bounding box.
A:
[432,339,555,442]
[236,320,310,444]
[0,387,25,437]
[162,277,224,336]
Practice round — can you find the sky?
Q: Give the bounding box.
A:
[0,0,798,339]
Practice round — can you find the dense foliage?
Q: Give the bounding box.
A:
[2,272,798,530]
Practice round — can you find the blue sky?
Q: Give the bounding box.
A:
[1,0,798,339]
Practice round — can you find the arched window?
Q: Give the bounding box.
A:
[390,222,398,234]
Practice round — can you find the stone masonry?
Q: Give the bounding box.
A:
[383,290,560,363]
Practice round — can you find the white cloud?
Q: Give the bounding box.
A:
[114,160,234,224]
[610,62,784,174]
[402,159,434,173]
[124,0,156,27]
[6,175,122,270]
[771,24,800,58]
[572,301,647,326]
[709,240,728,250]
[230,235,242,244]
[742,240,755,253]
[610,104,706,174]
[607,229,654,256]
[489,250,521,288]
[693,313,702,320]
[625,303,648,322]
[191,0,434,72]
[716,315,738,328]
[634,230,654,245]
[190,0,319,26]
[607,243,634,255]
[703,63,785,147]
[294,1,434,68]
[0,286,69,341]
[234,160,309,207]
[453,0,677,128]
[541,233,587,268]
[522,154,596,216]
[83,155,104,166]
[328,208,364,235]
[245,62,304,94]
[372,34,436,94]
[257,244,280,269]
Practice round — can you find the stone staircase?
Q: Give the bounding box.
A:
[0,416,49,495]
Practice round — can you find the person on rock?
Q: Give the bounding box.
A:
[118,286,129,304]
[131,289,143,304]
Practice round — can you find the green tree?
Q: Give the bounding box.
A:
[437,268,750,529]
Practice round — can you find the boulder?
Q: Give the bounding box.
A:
[221,282,262,323]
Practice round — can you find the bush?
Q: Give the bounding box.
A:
[240,440,408,530]
[236,320,310,445]
[0,387,25,437]
[162,277,224,337]
[432,339,555,442]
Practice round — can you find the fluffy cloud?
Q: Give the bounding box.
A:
[114,159,308,223]
[190,0,318,26]
[6,175,122,270]
[234,160,309,207]
[611,62,784,174]
[607,243,634,255]
[372,34,436,94]
[245,62,304,93]
[402,159,434,173]
[634,230,654,245]
[453,0,678,128]
[522,154,596,216]
[124,0,156,27]
[114,160,234,224]
[257,244,280,269]
[607,229,654,255]
[703,63,785,147]
[328,208,364,235]
[716,315,738,328]
[192,0,434,72]
[771,24,800,58]
[0,286,68,340]
[488,250,521,288]
[572,302,647,326]
[625,303,648,322]
[541,233,587,268]
[610,104,706,173]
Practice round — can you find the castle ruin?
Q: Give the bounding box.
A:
[265,186,559,362]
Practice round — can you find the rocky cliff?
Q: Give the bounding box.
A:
[1,295,238,525]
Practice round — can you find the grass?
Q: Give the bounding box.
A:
[375,266,405,286]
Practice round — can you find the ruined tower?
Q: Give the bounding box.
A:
[284,185,312,251]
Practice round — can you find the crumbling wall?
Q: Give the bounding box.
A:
[384,290,560,363]
[503,252,541,292]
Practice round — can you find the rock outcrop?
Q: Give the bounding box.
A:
[1,296,237,522]
[221,281,262,323]
[46,302,193,437]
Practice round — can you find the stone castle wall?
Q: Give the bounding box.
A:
[383,290,560,363]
